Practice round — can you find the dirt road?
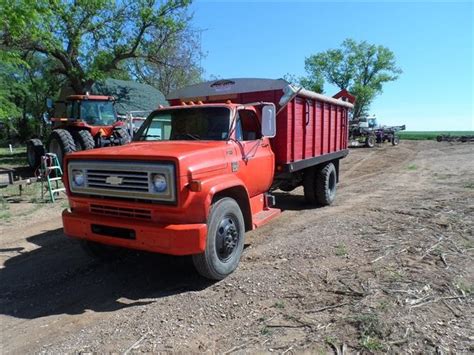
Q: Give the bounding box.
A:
[1,141,473,353]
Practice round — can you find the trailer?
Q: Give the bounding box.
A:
[61,78,353,280]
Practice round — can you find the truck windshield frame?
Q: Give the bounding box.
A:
[134,106,232,142]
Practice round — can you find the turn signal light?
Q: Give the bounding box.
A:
[189,180,202,192]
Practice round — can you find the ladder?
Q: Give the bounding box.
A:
[40,153,65,202]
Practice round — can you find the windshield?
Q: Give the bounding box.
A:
[80,100,117,126]
[134,107,231,141]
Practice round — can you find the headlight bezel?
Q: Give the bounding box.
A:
[67,161,176,203]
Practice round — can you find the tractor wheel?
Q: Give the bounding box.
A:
[26,138,45,169]
[48,129,76,165]
[304,162,337,206]
[365,135,376,148]
[392,136,400,146]
[192,197,245,280]
[114,126,131,145]
[73,130,95,151]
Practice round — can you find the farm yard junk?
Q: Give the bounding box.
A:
[61,78,353,280]
[348,114,406,148]
[436,134,474,142]
[26,94,131,169]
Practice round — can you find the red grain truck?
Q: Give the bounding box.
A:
[62,78,353,280]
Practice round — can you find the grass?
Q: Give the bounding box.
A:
[399,131,473,140]
[351,312,387,352]
[0,146,27,166]
[272,300,285,309]
[407,164,418,170]
[454,277,473,295]
[335,243,348,257]
[464,181,474,189]
[0,196,11,221]
[360,336,385,352]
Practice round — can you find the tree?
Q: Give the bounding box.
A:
[131,27,203,95]
[0,0,193,94]
[0,51,62,141]
[302,39,402,118]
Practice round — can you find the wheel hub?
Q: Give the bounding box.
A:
[216,217,239,261]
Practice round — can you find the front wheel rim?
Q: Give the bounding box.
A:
[215,216,240,262]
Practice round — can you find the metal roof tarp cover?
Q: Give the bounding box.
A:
[92,79,167,116]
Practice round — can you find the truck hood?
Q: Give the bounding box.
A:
[66,141,229,177]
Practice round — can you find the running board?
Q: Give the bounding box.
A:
[252,208,281,229]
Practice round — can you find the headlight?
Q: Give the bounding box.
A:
[152,173,167,192]
[72,170,85,187]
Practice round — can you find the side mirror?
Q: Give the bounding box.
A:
[261,104,276,138]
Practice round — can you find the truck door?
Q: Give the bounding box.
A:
[232,109,274,197]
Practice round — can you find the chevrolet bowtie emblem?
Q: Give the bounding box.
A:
[105,176,123,185]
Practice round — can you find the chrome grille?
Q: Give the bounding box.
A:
[86,170,149,191]
[90,204,152,220]
[68,161,176,203]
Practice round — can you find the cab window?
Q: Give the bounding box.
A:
[235,109,261,141]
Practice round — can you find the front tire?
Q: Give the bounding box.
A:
[192,198,245,280]
[392,136,400,146]
[114,126,131,145]
[365,135,376,148]
[304,162,337,206]
[73,130,95,151]
[48,129,76,165]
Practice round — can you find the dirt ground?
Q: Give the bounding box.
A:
[1,140,473,354]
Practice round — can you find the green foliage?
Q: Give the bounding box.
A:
[302,39,402,118]
[0,51,61,142]
[399,131,473,140]
[272,300,285,309]
[334,243,348,257]
[1,0,194,93]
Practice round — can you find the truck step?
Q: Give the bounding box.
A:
[49,177,63,182]
[252,208,281,229]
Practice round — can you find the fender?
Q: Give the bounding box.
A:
[201,173,249,214]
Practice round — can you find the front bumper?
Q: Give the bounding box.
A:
[62,209,207,255]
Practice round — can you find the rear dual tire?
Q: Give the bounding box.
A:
[303,162,337,206]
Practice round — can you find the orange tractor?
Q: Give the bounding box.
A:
[26,94,131,168]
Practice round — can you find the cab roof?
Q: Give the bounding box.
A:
[66,95,114,101]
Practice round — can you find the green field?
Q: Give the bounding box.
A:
[399,131,474,140]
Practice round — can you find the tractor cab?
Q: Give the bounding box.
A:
[357,115,378,129]
[64,95,117,126]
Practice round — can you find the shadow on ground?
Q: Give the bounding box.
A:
[0,228,213,320]
[273,191,322,211]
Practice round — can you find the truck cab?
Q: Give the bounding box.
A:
[62,78,353,280]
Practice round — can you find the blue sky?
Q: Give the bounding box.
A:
[191,0,473,131]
